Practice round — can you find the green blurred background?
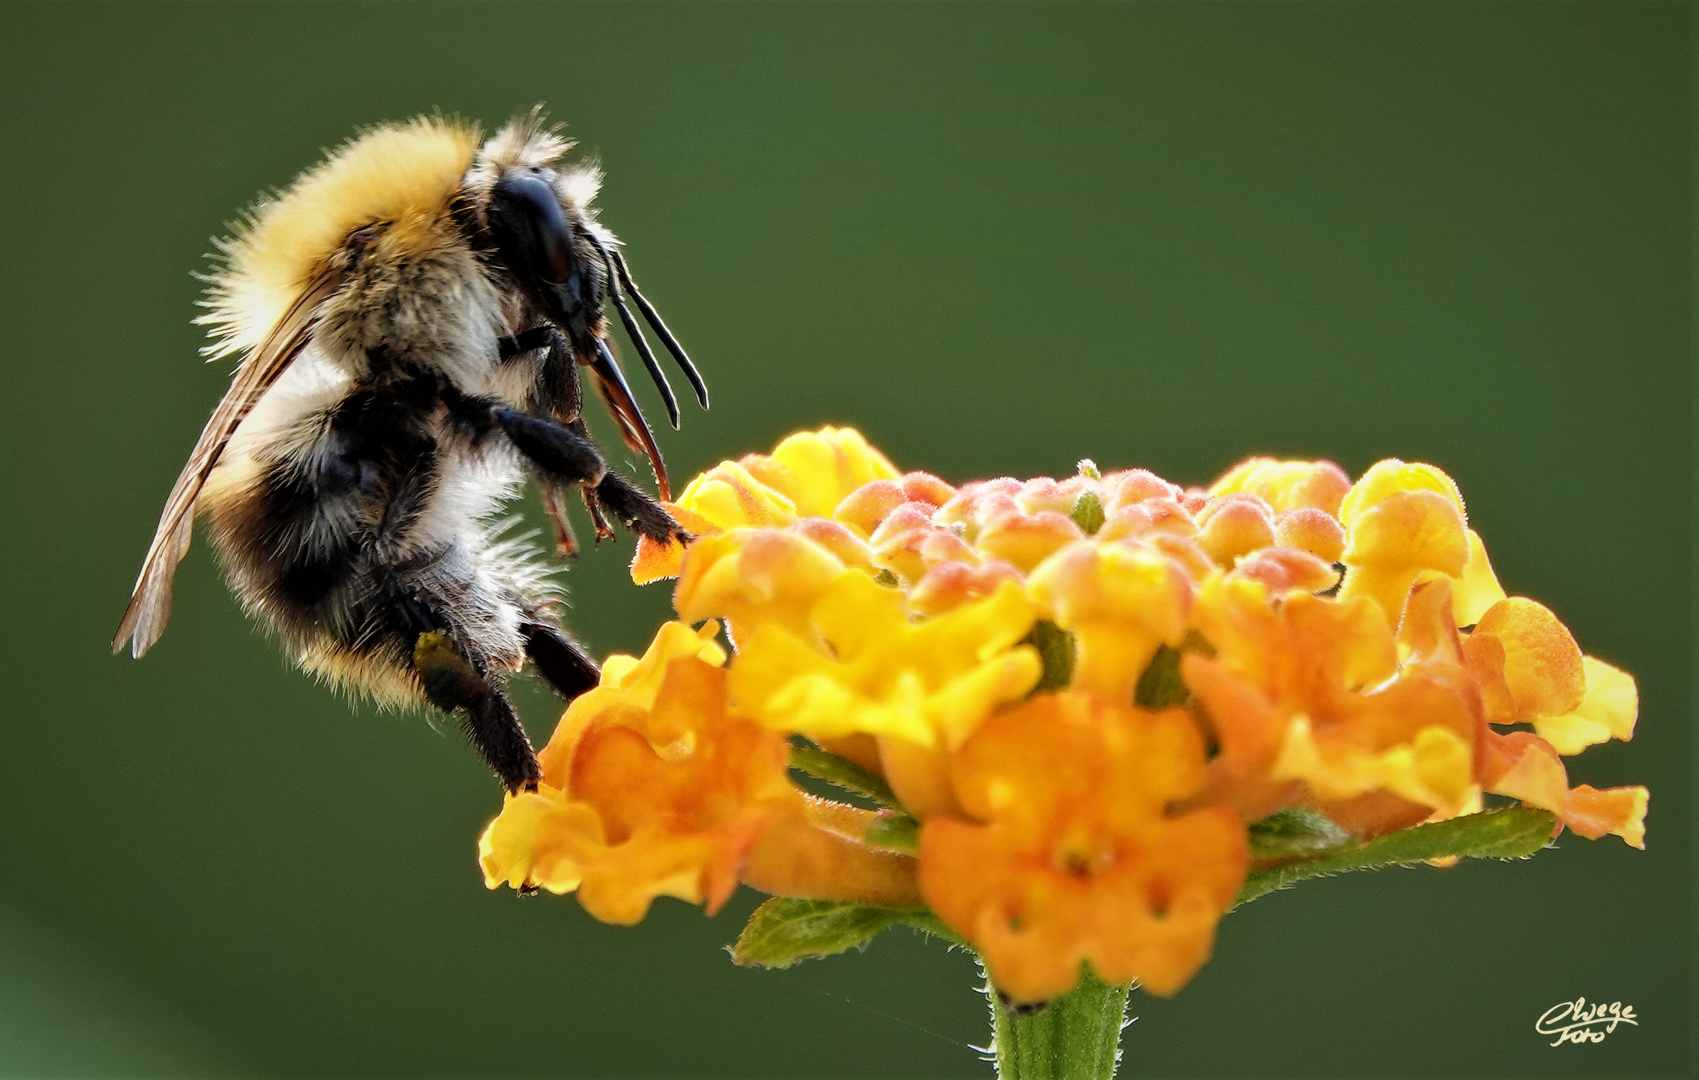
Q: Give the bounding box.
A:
[0,2,1689,1076]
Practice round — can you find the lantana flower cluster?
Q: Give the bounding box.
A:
[480,427,1646,1003]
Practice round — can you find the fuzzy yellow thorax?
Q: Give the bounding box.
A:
[200,116,482,360]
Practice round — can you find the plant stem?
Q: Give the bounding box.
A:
[988,969,1132,1080]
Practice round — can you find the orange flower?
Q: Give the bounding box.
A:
[920,692,1247,1001]
[481,619,921,920]
[481,631,799,923]
[1480,731,1647,848]
[1193,494,1277,566]
[1190,576,1480,820]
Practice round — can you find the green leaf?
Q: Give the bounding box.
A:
[864,814,920,856]
[1134,644,1188,708]
[731,899,967,969]
[789,744,902,809]
[1026,620,1075,692]
[1246,806,1353,859]
[1233,806,1557,910]
[1070,490,1106,535]
[731,898,920,968]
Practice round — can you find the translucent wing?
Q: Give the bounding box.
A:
[113,266,342,657]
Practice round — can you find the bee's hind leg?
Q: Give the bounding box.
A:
[520,621,600,701]
[412,630,540,792]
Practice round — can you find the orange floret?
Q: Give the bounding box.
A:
[482,619,922,921]
[1027,540,1192,702]
[1191,578,1479,818]
[481,646,799,924]
[1479,730,1648,848]
[920,692,1246,1001]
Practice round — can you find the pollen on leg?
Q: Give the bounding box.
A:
[413,630,489,710]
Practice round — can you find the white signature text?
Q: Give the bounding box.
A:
[1536,998,1638,1046]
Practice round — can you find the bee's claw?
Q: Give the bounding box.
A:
[593,471,685,546]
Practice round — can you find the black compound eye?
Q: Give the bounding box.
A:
[488,171,575,285]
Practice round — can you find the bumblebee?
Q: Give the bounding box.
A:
[113,109,707,791]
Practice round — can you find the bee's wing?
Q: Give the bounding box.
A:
[113,266,343,657]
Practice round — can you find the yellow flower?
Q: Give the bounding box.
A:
[1209,456,1351,515]
[478,788,602,896]
[1338,463,1470,622]
[729,572,1042,750]
[631,426,898,583]
[1535,656,1638,756]
[675,529,850,641]
[746,426,902,517]
[1335,459,1506,625]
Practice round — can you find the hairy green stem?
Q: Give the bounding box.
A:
[989,970,1131,1080]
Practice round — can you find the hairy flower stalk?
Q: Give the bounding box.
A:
[479,427,1647,1078]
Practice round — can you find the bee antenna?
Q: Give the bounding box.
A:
[585,233,680,430]
[610,247,709,411]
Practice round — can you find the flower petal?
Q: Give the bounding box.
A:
[1534,656,1638,755]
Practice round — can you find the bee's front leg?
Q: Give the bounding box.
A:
[443,387,685,546]
[490,407,608,487]
[442,385,606,486]
[592,470,690,546]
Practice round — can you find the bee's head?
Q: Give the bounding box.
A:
[482,164,598,326]
[465,109,607,334]
[463,108,708,476]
